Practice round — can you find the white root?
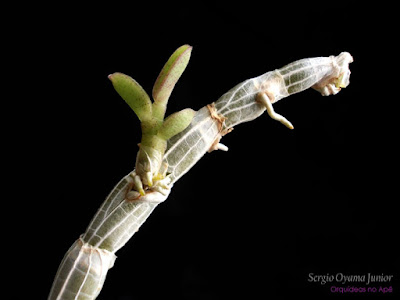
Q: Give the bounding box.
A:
[256,92,294,129]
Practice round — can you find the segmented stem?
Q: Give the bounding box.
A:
[49,52,352,300]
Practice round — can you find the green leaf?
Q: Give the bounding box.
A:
[157,108,195,140]
[108,72,152,122]
[152,45,192,120]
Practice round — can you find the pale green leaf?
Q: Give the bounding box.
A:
[108,72,152,122]
[157,108,195,140]
[152,45,192,120]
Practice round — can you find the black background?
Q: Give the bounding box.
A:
[12,3,398,299]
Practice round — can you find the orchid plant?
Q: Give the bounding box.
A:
[49,45,353,300]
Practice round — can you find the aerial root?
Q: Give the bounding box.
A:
[256,92,294,129]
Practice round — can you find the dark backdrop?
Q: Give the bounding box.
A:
[19,3,397,299]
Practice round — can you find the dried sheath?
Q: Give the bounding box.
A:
[48,52,352,300]
[166,52,353,182]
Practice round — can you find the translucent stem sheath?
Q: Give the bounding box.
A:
[49,52,352,300]
[166,52,353,183]
[48,238,116,300]
[48,174,167,300]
